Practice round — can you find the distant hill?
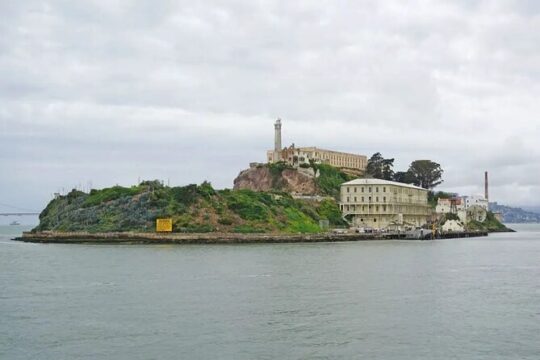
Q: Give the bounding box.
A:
[489,202,540,223]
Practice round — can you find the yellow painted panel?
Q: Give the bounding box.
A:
[156,218,173,232]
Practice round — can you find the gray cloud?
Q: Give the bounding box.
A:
[1,0,540,213]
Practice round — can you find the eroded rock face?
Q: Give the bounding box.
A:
[233,166,318,195]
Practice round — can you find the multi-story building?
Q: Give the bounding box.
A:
[339,179,430,230]
[266,119,367,172]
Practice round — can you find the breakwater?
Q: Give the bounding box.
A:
[14,230,489,244]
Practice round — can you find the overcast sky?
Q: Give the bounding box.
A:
[1,0,540,214]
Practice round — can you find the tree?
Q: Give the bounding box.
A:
[366,152,395,180]
[407,160,444,189]
[393,171,417,184]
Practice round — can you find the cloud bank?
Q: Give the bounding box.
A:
[1,0,540,212]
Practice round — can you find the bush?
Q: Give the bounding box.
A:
[198,181,216,198]
[218,216,234,225]
[225,190,270,221]
[170,184,199,205]
[317,199,347,225]
[83,186,140,207]
[315,164,355,198]
[283,208,321,233]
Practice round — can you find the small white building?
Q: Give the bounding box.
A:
[442,220,465,232]
[463,195,489,211]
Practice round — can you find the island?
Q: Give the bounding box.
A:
[15,119,511,244]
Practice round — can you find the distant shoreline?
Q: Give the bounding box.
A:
[13,230,489,244]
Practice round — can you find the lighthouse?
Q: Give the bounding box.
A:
[274,118,282,161]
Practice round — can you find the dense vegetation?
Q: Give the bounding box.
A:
[314,164,356,198]
[35,180,346,234]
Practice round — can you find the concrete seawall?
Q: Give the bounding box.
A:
[14,231,489,244]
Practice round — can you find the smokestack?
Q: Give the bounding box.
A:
[484,171,489,202]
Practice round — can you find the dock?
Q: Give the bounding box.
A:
[13,230,489,245]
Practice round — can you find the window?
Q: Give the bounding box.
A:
[383,197,386,202]
[368,196,372,202]
[369,187,372,193]
[383,187,386,192]
[361,196,364,202]
[354,187,357,193]
[347,187,350,193]
[361,187,364,192]
[354,197,357,202]
[376,197,379,202]
[347,197,350,202]
[374,218,377,222]
[376,187,379,192]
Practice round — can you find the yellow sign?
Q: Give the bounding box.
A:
[156,218,173,232]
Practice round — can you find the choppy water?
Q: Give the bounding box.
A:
[1,225,539,359]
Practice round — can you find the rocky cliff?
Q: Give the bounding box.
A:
[233,163,356,198]
[233,165,318,195]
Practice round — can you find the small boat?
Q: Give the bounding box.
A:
[9,221,20,226]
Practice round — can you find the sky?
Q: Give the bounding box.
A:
[1,0,540,216]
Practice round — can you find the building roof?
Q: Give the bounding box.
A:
[296,146,366,157]
[342,178,427,191]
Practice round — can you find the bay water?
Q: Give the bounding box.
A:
[1,225,539,359]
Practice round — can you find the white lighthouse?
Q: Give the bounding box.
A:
[274,118,282,161]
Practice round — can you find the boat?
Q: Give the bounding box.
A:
[9,221,20,226]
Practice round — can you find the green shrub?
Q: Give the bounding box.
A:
[83,186,140,207]
[218,216,234,225]
[170,184,199,205]
[317,199,346,225]
[283,208,320,233]
[315,164,355,198]
[197,181,216,198]
[225,190,270,221]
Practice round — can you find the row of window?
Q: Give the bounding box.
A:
[345,196,426,205]
[346,186,387,194]
[341,204,430,215]
[346,196,387,203]
[343,204,388,212]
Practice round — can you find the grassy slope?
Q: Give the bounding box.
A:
[467,211,512,232]
[35,180,346,234]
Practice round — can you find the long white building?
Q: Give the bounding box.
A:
[340,179,430,230]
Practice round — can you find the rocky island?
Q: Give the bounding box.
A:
[16,119,511,244]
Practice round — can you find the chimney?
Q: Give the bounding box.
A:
[484,171,489,202]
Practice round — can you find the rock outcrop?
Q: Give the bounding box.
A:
[233,165,318,195]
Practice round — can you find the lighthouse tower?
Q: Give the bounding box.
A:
[274,118,282,161]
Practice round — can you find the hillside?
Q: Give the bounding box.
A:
[34,180,346,234]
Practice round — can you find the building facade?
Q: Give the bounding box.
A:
[462,195,489,211]
[339,179,430,230]
[435,195,488,224]
[266,119,367,172]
